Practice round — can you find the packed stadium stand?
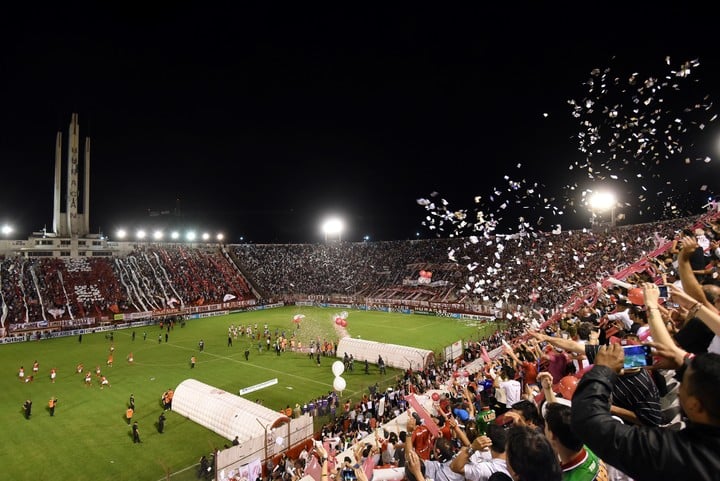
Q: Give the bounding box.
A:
[1,213,717,337]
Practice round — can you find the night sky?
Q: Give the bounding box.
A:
[1,6,718,243]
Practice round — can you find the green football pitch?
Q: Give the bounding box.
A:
[0,306,498,481]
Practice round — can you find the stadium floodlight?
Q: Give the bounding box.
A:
[171,231,180,240]
[216,233,224,241]
[588,191,617,227]
[1,224,13,236]
[136,229,146,240]
[363,235,370,242]
[322,217,344,242]
[116,229,127,239]
[153,230,163,241]
[202,232,210,241]
[186,231,196,242]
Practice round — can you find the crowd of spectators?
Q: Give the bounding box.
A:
[250,213,720,481]
[2,210,720,479]
[2,215,718,332]
[0,245,254,326]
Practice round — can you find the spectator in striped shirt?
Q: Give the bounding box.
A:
[530,331,662,426]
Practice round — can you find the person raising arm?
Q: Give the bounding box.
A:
[571,343,720,481]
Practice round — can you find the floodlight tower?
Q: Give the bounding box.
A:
[588,191,617,228]
[322,218,344,242]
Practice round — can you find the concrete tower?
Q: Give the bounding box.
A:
[52,131,62,234]
[52,113,90,237]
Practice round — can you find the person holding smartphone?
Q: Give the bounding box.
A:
[340,458,356,481]
[529,331,662,427]
[571,340,720,481]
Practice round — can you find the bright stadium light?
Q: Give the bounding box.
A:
[588,191,617,227]
[116,229,127,239]
[153,230,163,240]
[202,232,210,241]
[136,229,146,240]
[2,224,14,236]
[186,231,196,241]
[171,231,180,240]
[322,217,344,242]
[216,233,224,241]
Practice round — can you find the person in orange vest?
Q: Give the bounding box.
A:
[126,407,134,424]
[48,397,57,416]
[107,353,113,367]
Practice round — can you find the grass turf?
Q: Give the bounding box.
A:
[0,306,498,481]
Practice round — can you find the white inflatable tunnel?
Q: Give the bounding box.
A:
[336,337,434,371]
[172,379,290,442]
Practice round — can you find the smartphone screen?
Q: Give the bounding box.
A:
[658,285,669,300]
[622,345,653,369]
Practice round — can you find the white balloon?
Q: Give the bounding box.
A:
[333,376,346,392]
[332,360,345,377]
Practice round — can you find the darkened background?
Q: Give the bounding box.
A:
[1,5,718,242]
